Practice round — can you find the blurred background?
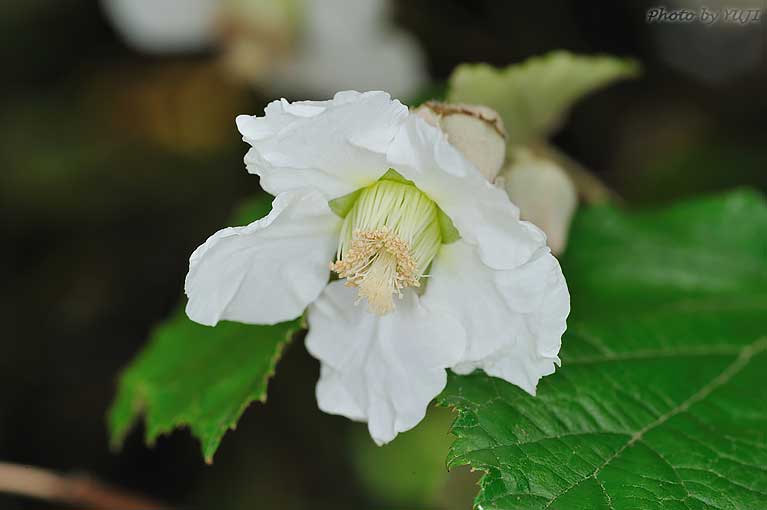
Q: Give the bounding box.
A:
[1,1,765,508]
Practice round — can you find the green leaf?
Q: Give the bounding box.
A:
[109,193,301,463]
[439,190,767,509]
[447,51,640,145]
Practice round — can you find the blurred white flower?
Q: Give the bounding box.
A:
[101,0,428,98]
[268,0,427,98]
[184,91,569,444]
[101,0,219,54]
[217,0,302,83]
[498,150,578,255]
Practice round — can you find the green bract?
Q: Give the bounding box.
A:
[447,51,640,146]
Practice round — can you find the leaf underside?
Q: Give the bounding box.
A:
[439,190,767,509]
[447,51,640,146]
[108,194,301,463]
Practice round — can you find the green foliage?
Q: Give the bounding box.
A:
[447,51,639,145]
[439,190,767,509]
[109,194,302,463]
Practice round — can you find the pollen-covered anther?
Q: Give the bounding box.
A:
[331,227,419,315]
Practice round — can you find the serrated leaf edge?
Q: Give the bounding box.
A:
[107,320,302,464]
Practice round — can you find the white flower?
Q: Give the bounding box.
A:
[184,91,570,444]
[267,0,427,99]
[101,0,219,54]
[101,0,427,99]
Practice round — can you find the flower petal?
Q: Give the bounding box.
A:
[185,190,339,326]
[423,240,569,395]
[306,281,466,444]
[315,364,366,422]
[387,115,545,270]
[237,91,409,199]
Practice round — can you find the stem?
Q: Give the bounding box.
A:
[0,462,168,509]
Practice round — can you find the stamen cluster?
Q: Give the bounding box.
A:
[331,177,441,315]
[331,227,419,315]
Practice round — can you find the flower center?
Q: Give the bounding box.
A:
[331,178,441,315]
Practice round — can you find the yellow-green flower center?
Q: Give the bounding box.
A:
[331,179,442,315]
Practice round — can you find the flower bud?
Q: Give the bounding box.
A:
[498,150,578,255]
[414,101,506,182]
